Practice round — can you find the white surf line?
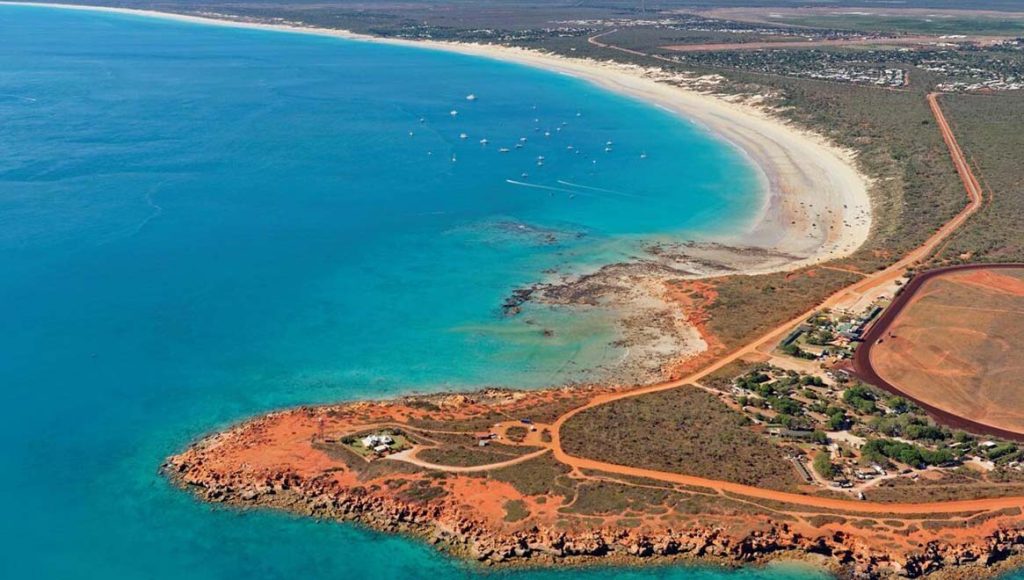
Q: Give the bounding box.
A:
[555,179,645,199]
[505,179,595,197]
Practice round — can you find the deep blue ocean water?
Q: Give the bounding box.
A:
[0,5,835,579]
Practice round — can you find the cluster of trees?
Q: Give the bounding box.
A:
[813,450,838,478]
[869,414,950,442]
[862,438,955,468]
[843,385,878,414]
[781,343,817,360]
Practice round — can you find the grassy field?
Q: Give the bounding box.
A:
[417,441,536,467]
[870,267,1024,435]
[560,387,801,490]
[760,13,1024,36]
[940,92,1024,263]
[702,267,861,349]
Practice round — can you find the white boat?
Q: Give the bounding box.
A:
[514,143,524,149]
[499,147,510,153]
[460,132,468,140]
[521,172,529,178]
[451,154,457,162]
[544,131,551,137]
[450,110,458,117]
[408,131,414,137]
[537,155,545,161]
[606,140,613,147]
[566,145,574,150]
[466,94,477,101]
[640,151,647,159]
[519,137,527,142]
[479,138,489,145]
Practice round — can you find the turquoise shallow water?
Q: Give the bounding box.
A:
[0,5,831,579]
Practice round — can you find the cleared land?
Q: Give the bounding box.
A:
[868,266,1024,435]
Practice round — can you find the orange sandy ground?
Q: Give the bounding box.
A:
[169,389,1024,565]
[870,268,1024,434]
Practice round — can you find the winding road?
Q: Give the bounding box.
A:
[402,92,1005,515]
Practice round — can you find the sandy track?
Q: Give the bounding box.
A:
[387,447,551,474]
[547,93,992,515]
[663,36,966,53]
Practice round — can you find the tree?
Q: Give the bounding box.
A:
[827,410,849,431]
[813,451,837,479]
[843,385,878,414]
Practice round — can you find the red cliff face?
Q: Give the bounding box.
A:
[162,400,1024,579]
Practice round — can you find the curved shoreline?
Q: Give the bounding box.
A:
[2,1,872,274]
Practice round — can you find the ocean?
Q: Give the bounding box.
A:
[0,5,829,579]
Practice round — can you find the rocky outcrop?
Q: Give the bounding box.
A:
[163,449,1024,579]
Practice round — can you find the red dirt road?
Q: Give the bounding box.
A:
[544,93,994,514]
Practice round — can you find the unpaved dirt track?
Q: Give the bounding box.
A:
[544,93,995,515]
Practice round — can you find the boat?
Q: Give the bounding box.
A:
[605,140,613,146]
[514,143,524,149]
[519,137,527,142]
[521,172,529,178]
[460,132,468,140]
[544,131,551,137]
[451,154,457,162]
[499,147,509,153]
[408,131,414,137]
[479,138,489,145]
[466,94,477,101]
[566,145,574,150]
[640,151,648,159]
[450,110,458,117]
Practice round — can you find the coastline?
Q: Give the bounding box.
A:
[3,2,872,273]
[0,1,876,383]
[163,389,1024,579]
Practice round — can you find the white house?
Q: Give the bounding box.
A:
[362,434,394,448]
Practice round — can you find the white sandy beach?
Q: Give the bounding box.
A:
[3,2,878,382]
[6,2,873,274]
